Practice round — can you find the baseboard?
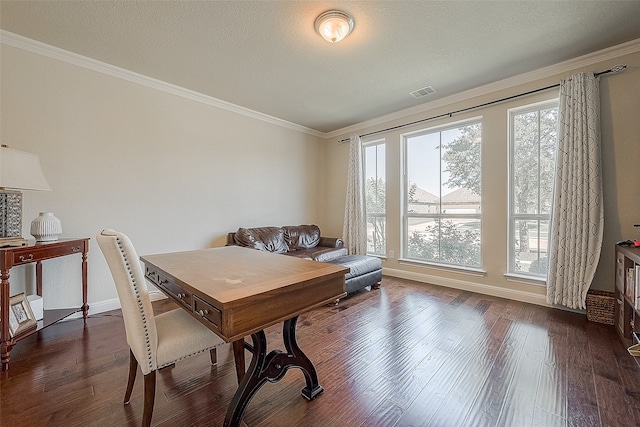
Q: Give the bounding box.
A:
[59,290,168,320]
[382,266,583,313]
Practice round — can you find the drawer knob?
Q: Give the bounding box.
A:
[177,293,186,299]
[198,309,209,317]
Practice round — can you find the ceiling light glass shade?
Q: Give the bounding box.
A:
[315,10,354,43]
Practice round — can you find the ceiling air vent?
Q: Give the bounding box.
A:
[410,85,436,98]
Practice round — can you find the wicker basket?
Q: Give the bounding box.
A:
[586,290,615,325]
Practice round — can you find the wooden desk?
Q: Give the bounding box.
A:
[1,238,89,370]
[141,245,348,427]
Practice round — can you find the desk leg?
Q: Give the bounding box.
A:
[282,316,324,400]
[81,250,89,323]
[223,316,323,427]
[36,261,43,296]
[232,339,245,384]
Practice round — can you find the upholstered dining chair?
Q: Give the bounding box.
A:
[97,229,225,427]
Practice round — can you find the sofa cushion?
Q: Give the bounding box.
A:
[285,247,348,262]
[330,255,382,280]
[234,227,288,254]
[283,225,321,250]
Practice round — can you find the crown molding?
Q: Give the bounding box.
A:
[0,30,325,138]
[3,29,638,142]
[325,37,640,140]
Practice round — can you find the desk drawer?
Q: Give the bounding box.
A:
[145,267,160,286]
[157,277,192,310]
[193,296,221,330]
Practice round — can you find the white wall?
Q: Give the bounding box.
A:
[1,43,325,311]
[323,45,640,305]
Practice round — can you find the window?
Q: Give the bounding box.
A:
[404,119,482,268]
[364,140,386,256]
[508,101,558,277]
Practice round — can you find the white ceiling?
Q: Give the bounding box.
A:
[2,1,640,134]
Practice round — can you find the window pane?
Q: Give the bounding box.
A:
[439,218,481,266]
[441,125,482,207]
[539,108,558,215]
[364,145,385,215]
[513,219,549,274]
[513,111,541,215]
[367,216,386,256]
[407,217,439,260]
[407,132,440,200]
[406,218,481,267]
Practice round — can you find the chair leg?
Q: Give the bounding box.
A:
[142,370,156,427]
[210,347,217,365]
[124,349,138,404]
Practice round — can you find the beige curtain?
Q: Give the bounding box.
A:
[546,72,604,309]
[342,135,367,255]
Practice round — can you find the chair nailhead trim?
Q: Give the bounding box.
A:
[116,236,154,372]
[157,345,220,369]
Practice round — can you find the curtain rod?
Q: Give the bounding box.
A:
[337,64,627,144]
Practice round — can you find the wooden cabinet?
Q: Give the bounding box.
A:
[614,245,640,348]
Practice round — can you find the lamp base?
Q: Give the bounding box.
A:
[0,237,28,247]
[1,190,23,243]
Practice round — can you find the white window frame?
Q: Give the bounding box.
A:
[402,118,483,269]
[363,139,386,257]
[507,99,558,280]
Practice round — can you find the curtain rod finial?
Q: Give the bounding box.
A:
[610,64,627,74]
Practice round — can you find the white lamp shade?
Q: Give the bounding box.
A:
[0,146,52,191]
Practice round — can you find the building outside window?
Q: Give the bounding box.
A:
[508,101,558,278]
[404,119,482,268]
[364,140,386,256]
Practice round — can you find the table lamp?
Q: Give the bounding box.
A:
[0,145,52,247]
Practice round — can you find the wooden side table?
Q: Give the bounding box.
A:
[1,238,89,370]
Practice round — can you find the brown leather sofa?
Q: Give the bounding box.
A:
[226,225,347,262]
[227,224,382,296]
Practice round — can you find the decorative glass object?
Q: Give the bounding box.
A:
[30,212,62,242]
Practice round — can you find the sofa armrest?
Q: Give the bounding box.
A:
[318,236,344,249]
[226,232,237,246]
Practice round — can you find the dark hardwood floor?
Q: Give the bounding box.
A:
[2,276,639,426]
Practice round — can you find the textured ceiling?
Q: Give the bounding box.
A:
[2,1,640,134]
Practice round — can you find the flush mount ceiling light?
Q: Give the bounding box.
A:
[314,10,354,43]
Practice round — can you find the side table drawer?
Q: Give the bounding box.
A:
[12,244,84,265]
[193,296,221,330]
